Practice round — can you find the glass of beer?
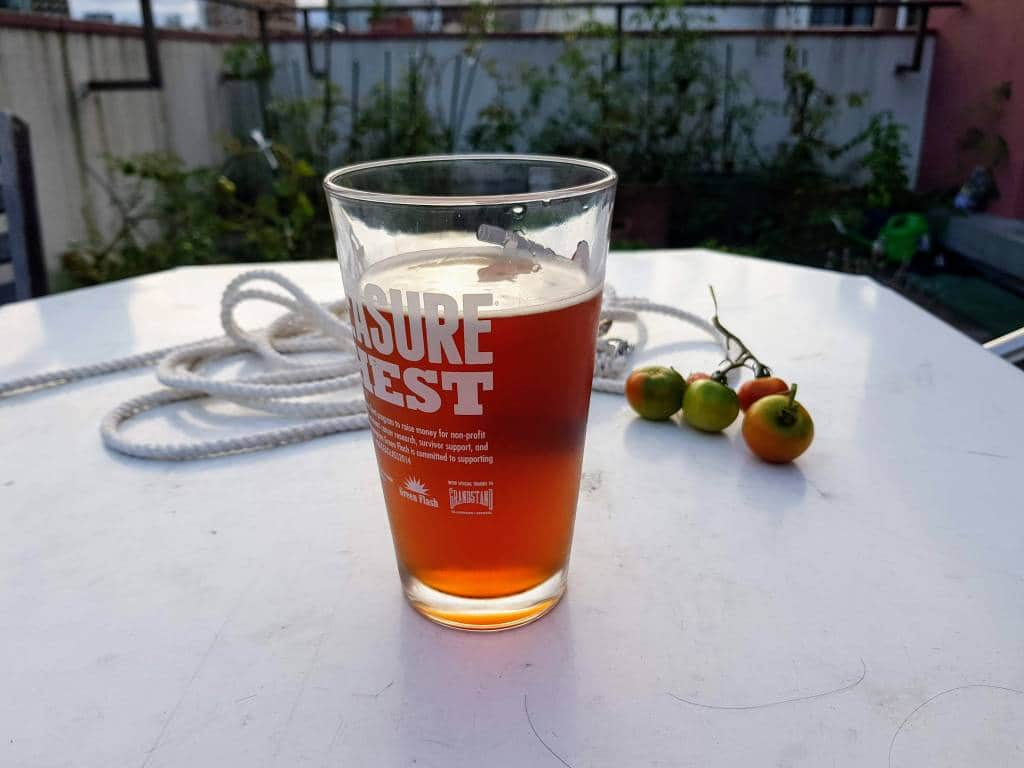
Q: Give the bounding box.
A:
[324,155,616,631]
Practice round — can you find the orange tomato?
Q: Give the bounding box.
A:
[742,387,814,463]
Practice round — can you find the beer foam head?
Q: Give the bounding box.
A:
[357,246,599,318]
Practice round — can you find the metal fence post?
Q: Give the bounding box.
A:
[303,9,316,76]
[384,50,392,156]
[895,5,930,74]
[615,4,624,73]
[86,0,162,90]
[139,0,163,88]
[349,59,361,156]
[0,113,48,302]
[257,9,273,133]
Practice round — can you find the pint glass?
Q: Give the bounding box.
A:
[324,155,616,630]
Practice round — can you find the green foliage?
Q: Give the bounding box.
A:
[857,111,909,209]
[62,145,333,286]
[218,143,328,263]
[62,154,221,284]
[674,173,869,266]
[466,58,520,152]
[772,43,866,180]
[351,59,448,159]
[521,4,745,182]
[461,0,501,34]
[269,80,345,171]
[222,42,273,81]
[468,2,764,182]
[65,16,928,286]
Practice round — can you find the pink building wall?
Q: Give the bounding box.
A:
[917,0,1024,218]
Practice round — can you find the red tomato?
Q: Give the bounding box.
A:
[737,376,789,412]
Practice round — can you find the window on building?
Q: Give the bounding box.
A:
[809,5,875,26]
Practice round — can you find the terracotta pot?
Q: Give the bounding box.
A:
[612,183,675,247]
[370,14,415,34]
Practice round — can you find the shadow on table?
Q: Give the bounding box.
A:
[621,411,735,464]
[733,452,812,520]
[622,413,811,520]
[393,590,579,763]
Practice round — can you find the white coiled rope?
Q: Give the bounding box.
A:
[0,270,725,460]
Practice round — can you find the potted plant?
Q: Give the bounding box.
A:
[369,0,415,34]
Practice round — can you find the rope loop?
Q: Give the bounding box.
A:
[1,270,726,460]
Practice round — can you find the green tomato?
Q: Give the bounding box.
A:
[682,379,740,432]
[625,366,686,421]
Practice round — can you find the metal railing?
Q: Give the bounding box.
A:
[296,0,956,75]
[984,328,1024,365]
[86,0,162,91]
[71,0,961,91]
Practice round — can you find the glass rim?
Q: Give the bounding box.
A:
[323,153,617,207]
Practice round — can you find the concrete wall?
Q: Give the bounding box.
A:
[918,0,1024,218]
[0,18,242,271]
[0,15,935,274]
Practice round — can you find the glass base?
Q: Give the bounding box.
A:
[403,569,567,631]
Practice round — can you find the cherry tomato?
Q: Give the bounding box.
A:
[737,376,789,412]
[687,372,711,385]
[625,366,685,421]
[682,379,739,432]
[742,385,814,463]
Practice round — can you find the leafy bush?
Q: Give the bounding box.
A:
[351,59,448,159]
[857,111,910,209]
[62,145,332,286]
[222,42,273,81]
[771,43,866,181]
[466,58,520,152]
[269,81,345,172]
[470,4,757,183]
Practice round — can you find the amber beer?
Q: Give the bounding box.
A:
[350,246,602,628]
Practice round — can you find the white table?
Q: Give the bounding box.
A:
[2,250,1022,768]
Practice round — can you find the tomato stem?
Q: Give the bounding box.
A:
[714,360,751,379]
[777,383,798,427]
[709,285,773,380]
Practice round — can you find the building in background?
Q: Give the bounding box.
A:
[204,0,297,35]
[0,0,69,15]
[32,0,69,15]
[163,12,183,27]
[808,4,874,26]
[918,0,1022,219]
[83,11,114,22]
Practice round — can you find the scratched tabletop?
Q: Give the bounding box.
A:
[2,250,1022,767]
